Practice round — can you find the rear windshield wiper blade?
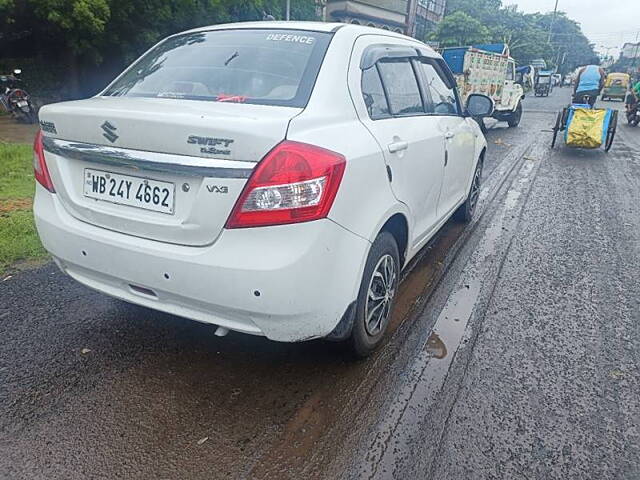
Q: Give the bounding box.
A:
[224,51,239,66]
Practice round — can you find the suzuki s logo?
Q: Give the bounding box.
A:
[101,121,119,143]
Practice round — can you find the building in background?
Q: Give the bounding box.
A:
[407,0,446,40]
[324,0,446,38]
[620,42,640,59]
[325,0,408,33]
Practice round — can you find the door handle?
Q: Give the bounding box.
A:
[388,141,408,153]
[444,131,455,140]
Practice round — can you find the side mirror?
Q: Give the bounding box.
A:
[465,93,494,117]
[13,69,22,75]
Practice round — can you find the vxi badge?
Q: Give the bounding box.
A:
[187,135,234,155]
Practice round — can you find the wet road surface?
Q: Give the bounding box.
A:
[2,88,639,479]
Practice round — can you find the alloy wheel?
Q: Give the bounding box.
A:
[364,254,397,336]
[469,162,482,212]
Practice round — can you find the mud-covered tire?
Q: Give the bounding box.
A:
[507,102,522,127]
[349,232,400,358]
[454,156,483,223]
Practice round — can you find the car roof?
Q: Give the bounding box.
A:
[179,21,438,56]
[183,21,343,34]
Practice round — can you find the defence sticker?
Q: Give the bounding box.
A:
[266,33,315,45]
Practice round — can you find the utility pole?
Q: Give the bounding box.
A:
[632,30,640,73]
[547,0,559,44]
[286,0,291,20]
[554,49,562,73]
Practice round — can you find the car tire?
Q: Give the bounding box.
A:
[454,156,483,223]
[507,102,522,127]
[349,231,400,358]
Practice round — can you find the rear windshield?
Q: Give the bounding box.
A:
[103,29,332,108]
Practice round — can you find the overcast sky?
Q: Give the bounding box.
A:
[507,0,639,56]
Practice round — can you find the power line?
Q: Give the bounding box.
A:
[550,31,635,38]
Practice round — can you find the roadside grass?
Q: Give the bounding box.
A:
[0,209,46,272]
[0,141,47,273]
[0,142,35,200]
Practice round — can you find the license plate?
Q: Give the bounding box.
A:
[16,100,28,107]
[83,169,175,214]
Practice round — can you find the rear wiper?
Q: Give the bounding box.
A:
[224,51,239,66]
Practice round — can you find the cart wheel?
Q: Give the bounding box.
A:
[605,111,618,152]
[560,107,569,129]
[551,111,562,148]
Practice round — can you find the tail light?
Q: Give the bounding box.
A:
[33,130,55,193]
[226,141,345,229]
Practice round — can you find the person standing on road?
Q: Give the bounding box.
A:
[572,64,606,106]
[625,77,640,112]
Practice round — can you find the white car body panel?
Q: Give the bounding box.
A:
[38,100,301,246]
[35,183,369,342]
[438,115,478,213]
[34,22,487,342]
[38,97,299,160]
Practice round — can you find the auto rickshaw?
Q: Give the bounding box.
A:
[534,71,553,96]
[601,72,629,101]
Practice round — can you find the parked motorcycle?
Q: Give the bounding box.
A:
[0,69,37,124]
[627,102,640,127]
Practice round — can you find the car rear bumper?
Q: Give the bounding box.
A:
[34,185,370,342]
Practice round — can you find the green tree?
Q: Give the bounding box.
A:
[17,0,111,94]
[0,0,319,98]
[540,12,597,73]
[490,8,549,66]
[435,0,597,74]
[445,0,501,23]
[31,0,111,58]
[432,11,491,47]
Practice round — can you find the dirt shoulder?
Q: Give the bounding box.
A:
[0,116,38,144]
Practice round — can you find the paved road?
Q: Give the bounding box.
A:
[1,88,639,479]
[342,89,640,479]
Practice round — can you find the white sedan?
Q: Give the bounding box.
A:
[34,22,492,356]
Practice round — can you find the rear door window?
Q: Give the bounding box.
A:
[377,60,424,116]
[361,66,390,119]
[103,29,332,108]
